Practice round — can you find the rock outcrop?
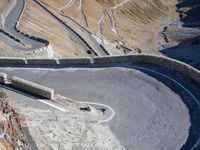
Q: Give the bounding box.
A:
[0,89,37,150]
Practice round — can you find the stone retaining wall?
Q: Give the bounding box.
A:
[93,54,200,85]
[27,58,57,65]
[11,76,54,99]
[131,54,200,85]
[93,55,132,64]
[59,57,91,65]
[0,54,199,85]
[0,57,26,65]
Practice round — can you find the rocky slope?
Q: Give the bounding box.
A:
[0,88,123,150]
[1,0,179,57]
[0,89,39,150]
[60,0,178,53]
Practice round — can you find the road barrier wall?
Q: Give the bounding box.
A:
[11,76,54,99]
[27,58,57,65]
[0,54,199,85]
[0,72,7,83]
[59,57,91,65]
[93,54,200,85]
[93,55,132,64]
[131,54,200,84]
[0,57,26,65]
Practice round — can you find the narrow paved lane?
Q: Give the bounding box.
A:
[2,0,46,51]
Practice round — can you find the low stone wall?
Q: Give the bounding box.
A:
[0,57,26,65]
[0,54,199,85]
[93,55,132,64]
[0,72,7,83]
[59,57,91,65]
[11,76,54,99]
[27,58,57,65]
[131,54,200,84]
[93,54,200,85]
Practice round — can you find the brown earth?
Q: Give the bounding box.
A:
[0,89,40,150]
[62,0,178,53]
[0,0,9,14]
[19,0,89,58]
[0,0,178,57]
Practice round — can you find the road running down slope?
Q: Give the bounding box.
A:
[1,0,46,51]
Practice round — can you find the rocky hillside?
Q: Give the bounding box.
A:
[0,88,123,149]
[19,0,179,56]
[0,0,179,56]
[60,0,178,53]
[0,89,38,150]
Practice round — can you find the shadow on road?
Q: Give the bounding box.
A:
[176,0,200,28]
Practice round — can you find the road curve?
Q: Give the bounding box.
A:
[0,63,199,150]
[1,0,47,51]
[32,0,98,56]
[59,0,110,56]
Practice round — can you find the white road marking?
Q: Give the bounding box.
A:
[133,66,200,150]
[80,101,115,123]
[38,100,68,112]
[133,66,200,107]
[0,84,69,111]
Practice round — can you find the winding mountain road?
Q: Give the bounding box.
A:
[1,0,46,51]
[0,0,199,149]
[0,63,199,150]
[59,0,110,56]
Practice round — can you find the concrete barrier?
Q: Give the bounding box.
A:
[11,76,54,99]
[0,57,26,65]
[0,72,7,84]
[27,58,57,65]
[59,57,91,65]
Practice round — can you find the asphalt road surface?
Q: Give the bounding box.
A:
[0,63,199,150]
[2,0,46,51]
